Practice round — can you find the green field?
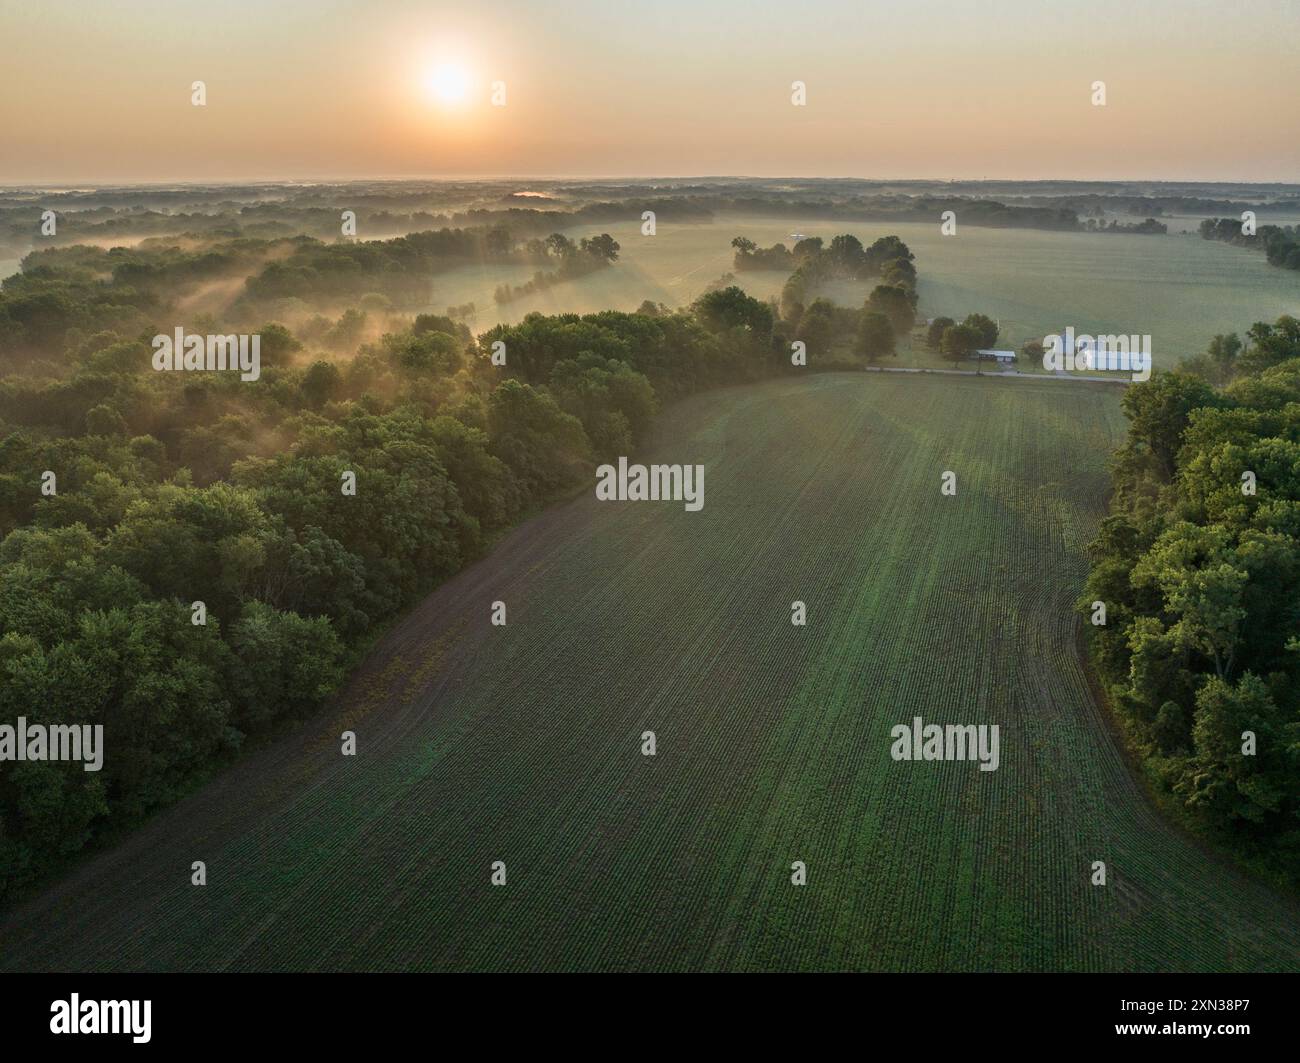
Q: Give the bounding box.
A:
[6,214,1293,369]
[3,372,1297,971]
[427,215,1298,363]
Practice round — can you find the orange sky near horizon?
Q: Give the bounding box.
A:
[2,0,1297,183]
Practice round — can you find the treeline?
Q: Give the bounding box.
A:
[737,232,1012,369]
[0,233,434,377]
[0,224,623,332]
[730,237,795,271]
[492,233,620,304]
[1024,192,1300,218]
[0,251,785,901]
[20,237,290,299]
[1083,315,1300,886]
[244,228,499,304]
[899,198,1081,231]
[1086,217,1167,234]
[22,180,1299,270]
[1199,218,1300,272]
[0,232,412,376]
[432,193,1082,237]
[778,234,916,320]
[0,195,709,261]
[725,233,927,366]
[923,313,1002,363]
[0,205,282,254]
[770,234,921,364]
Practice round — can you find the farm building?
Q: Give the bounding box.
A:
[971,349,1016,365]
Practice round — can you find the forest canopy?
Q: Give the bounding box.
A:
[1083,316,1300,886]
[0,236,792,901]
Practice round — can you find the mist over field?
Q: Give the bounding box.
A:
[3,178,1296,366]
[2,5,1300,1030]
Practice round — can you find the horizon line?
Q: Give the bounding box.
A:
[3,174,1300,190]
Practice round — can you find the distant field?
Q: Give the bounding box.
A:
[4,372,1297,972]
[1160,209,1300,235]
[5,214,1293,368]
[428,215,1298,362]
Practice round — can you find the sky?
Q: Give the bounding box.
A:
[2,0,1298,183]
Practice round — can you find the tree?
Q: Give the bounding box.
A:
[580,233,621,262]
[1185,332,1244,385]
[856,311,895,362]
[481,314,631,384]
[228,601,345,732]
[940,323,980,364]
[427,415,521,532]
[828,234,864,272]
[864,235,914,274]
[1119,371,1221,480]
[881,258,917,289]
[325,308,367,351]
[301,360,342,407]
[256,323,303,369]
[85,404,127,436]
[792,236,823,262]
[278,526,371,635]
[383,329,462,375]
[866,285,917,336]
[962,313,999,350]
[691,286,774,341]
[1131,523,1247,682]
[1238,315,1300,375]
[412,313,461,337]
[487,379,591,500]
[1184,673,1288,826]
[927,317,955,350]
[797,299,837,356]
[549,355,658,461]
[484,227,513,257]
[544,233,575,260]
[1209,332,1242,374]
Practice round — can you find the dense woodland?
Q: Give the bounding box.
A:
[1085,315,1300,885]
[0,229,791,901]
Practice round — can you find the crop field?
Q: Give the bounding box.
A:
[427,215,1299,361]
[3,371,1297,972]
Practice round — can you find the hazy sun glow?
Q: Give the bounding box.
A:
[424,62,472,107]
[3,2,1297,180]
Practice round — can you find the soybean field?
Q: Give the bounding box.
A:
[3,372,1298,971]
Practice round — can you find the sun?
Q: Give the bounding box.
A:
[423,62,473,107]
